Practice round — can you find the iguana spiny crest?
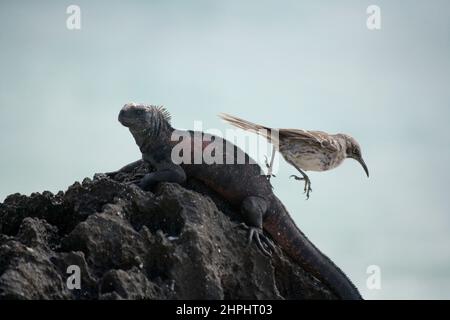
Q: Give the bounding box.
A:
[119,103,172,138]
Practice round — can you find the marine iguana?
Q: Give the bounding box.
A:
[112,103,362,300]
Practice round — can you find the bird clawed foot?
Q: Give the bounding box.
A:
[264,175,276,184]
[289,175,313,200]
[264,155,276,181]
[235,223,275,256]
[263,175,276,188]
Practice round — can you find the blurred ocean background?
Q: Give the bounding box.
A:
[1,0,449,299]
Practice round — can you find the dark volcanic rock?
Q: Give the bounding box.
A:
[0,164,335,300]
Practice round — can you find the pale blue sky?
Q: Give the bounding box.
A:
[1,0,449,299]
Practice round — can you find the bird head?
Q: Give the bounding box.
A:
[343,134,369,177]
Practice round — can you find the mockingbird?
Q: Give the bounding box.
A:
[220,113,369,199]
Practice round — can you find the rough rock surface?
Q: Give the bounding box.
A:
[0,163,335,300]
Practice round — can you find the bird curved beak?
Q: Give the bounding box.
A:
[357,157,369,177]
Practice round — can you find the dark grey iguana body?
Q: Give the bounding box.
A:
[114,103,362,300]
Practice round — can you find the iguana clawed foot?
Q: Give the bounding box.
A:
[104,171,116,178]
[124,174,146,186]
[125,179,140,186]
[290,174,312,200]
[126,173,159,191]
[235,223,275,256]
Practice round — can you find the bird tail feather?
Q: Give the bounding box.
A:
[219,113,278,144]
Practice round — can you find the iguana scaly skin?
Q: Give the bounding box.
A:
[114,103,362,300]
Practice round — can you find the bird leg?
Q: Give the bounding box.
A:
[264,145,276,181]
[290,166,312,199]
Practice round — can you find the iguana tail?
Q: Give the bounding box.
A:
[264,198,363,300]
[219,113,279,144]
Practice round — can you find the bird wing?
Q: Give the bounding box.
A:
[279,129,339,152]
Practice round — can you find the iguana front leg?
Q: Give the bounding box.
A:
[239,196,275,256]
[136,164,186,191]
[105,159,144,177]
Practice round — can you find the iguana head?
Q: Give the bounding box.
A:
[119,103,171,133]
